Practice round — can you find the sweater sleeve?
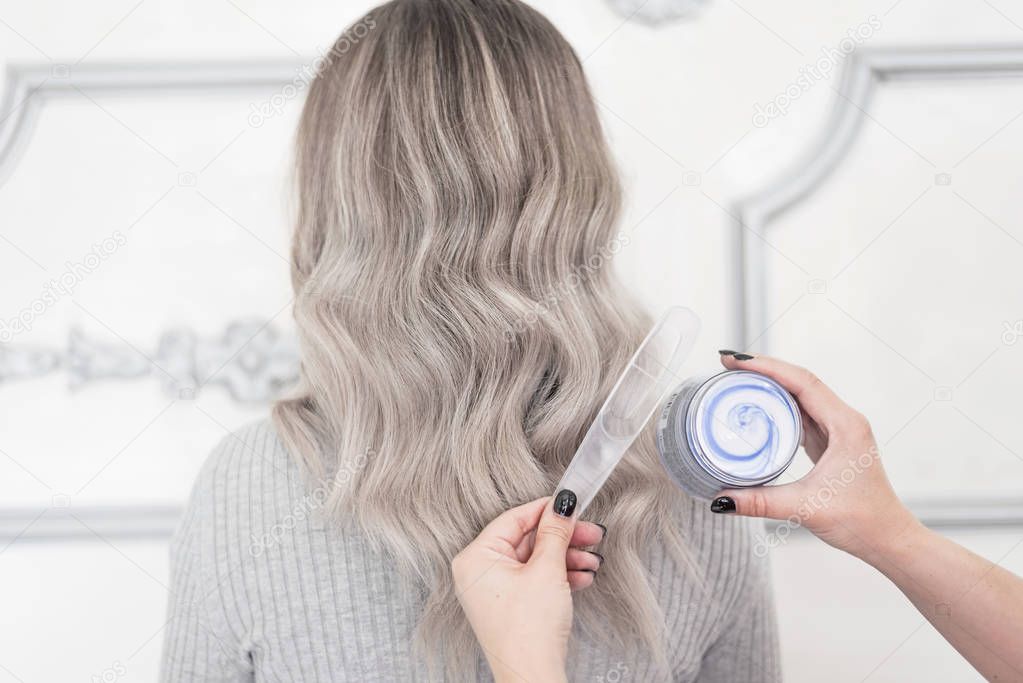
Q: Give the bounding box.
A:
[695,523,782,683]
[160,440,254,683]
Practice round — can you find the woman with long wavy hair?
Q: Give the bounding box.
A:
[161,1,779,680]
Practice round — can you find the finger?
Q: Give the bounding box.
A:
[710,481,806,521]
[530,489,579,572]
[514,520,606,562]
[571,521,606,547]
[513,530,535,563]
[475,497,548,555]
[566,548,603,572]
[568,570,596,591]
[720,353,852,431]
[799,406,828,462]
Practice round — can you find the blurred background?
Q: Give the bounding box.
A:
[1,0,1021,680]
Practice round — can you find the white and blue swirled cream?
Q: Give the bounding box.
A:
[656,370,802,499]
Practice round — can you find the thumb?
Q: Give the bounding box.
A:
[711,481,805,521]
[529,489,579,571]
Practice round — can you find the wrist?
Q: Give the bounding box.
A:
[857,502,928,572]
[493,665,567,683]
[495,673,567,683]
[490,654,567,683]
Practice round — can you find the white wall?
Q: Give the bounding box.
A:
[1,0,1021,680]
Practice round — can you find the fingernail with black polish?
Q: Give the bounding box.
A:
[710,496,736,513]
[587,550,604,568]
[718,349,738,356]
[594,522,608,539]
[553,489,577,517]
[732,353,755,361]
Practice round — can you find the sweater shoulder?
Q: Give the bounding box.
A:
[196,417,299,499]
[172,417,308,553]
[196,417,292,483]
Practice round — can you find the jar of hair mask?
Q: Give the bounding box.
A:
[656,370,802,500]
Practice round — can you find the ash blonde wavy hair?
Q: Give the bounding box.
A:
[274,0,689,677]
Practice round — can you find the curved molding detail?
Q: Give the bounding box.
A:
[605,0,710,25]
[0,60,311,403]
[0,320,299,403]
[729,44,1023,530]
[731,45,1023,346]
[0,60,307,187]
[0,61,316,546]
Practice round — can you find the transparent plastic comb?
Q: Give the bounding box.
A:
[554,306,701,515]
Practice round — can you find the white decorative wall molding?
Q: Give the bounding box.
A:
[0,59,307,187]
[605,0,709,26]
[731,44,1023,346]
[765,497,1023,537]
[6,496,1023,543]
[0,505,181,543]
[0,61,308,402]
[0,320,299,402]
[0,60,312,546]
[730,44,1023,529]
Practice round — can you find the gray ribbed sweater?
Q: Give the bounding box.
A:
[160,419,780,682]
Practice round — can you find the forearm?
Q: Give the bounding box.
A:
[490,660,567,683]
[708,354,1023,679]
[860,512,1023,681]
[478,638,568,683]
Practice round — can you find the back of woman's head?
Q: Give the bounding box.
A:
[291,0,622,297]
[275,0,687,676]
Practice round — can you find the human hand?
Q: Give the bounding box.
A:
[711,353,922,560]
[451,491,604,683]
